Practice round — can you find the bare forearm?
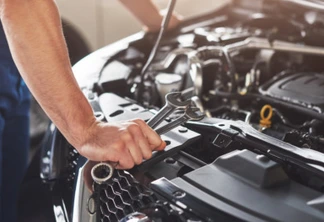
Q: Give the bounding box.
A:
[0,0,166,166]
[0,0,94,147]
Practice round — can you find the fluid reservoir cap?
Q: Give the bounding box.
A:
[155,73,182,85]
[155,73,182,103]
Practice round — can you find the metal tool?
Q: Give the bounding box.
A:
[90,162,116,184]
[91,93,204,185]
[155,106,205,135]
[147,92,191,129]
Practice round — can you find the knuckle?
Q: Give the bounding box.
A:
[112,141,126,152]
[121,132,132,142]
[127,161,135,169]
[118,154,134,169]
[128,123,140,132]
[135,157,142,165]
[132,150,143,165]
[144,151,152,160]
[134,118,145,125]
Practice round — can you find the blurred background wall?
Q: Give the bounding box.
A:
[55,0,229,51]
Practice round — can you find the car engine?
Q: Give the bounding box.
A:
[31,0,324,222]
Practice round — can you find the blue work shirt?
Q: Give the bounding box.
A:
[0,21,31,222]
[0,21,30,116]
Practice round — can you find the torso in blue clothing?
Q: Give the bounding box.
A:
[0,21,31,222]
[0,21,13,61]
[0,21,30,115]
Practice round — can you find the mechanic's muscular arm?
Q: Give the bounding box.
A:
[0,0,165,168]
[119,0,181,32]
[1,0,92,143]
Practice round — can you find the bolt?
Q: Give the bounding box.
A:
[165,157,176,164]
[256,155,269,163]
[173,190,186,199]
[88,92,95,100]
[179,127,188,133]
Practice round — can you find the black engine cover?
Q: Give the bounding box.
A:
[260,72,324,113]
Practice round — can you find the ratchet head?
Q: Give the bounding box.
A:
[91,162,114,185]
[185,106,205,121]
[165,92,191,108]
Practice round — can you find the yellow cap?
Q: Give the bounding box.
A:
[260,105,273,128]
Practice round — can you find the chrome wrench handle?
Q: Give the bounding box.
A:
[147,92,191,129]
[155,115,189,135]
[155,107,205,135]
[147,105,174,129]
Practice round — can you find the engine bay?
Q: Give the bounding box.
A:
[38,1,324,221]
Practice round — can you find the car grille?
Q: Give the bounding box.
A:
[94,170,157,222]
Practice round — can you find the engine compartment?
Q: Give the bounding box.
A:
[36,1,324,221]
[95,11,324,150]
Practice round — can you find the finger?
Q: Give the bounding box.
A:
[154,140,167,151]
[121,131,143,165]
[116,152,134,169]
[128,123,152,160]
[112,141,135,169]
[138,138,152,159]
[132,119,163,149]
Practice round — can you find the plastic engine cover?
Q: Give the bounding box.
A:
[171,150,324,222]
[260,72,324,113]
